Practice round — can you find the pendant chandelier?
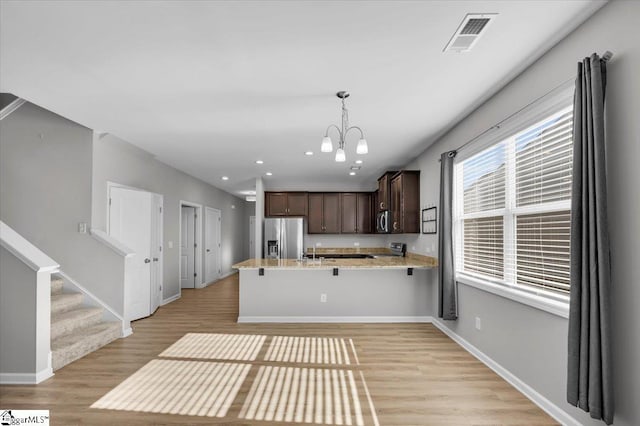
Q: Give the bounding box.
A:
[321,91,368,162]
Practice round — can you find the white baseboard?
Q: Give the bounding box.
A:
[121,327,133,338]
[0,367,53,385]
[203,270,237,288]
[237,316,434,323]
[161,293,180,306]
[430,318,580,426]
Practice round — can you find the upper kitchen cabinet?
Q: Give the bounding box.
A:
[340,193,372,234]
[390,171,420,233]
[308,193,340,234]
[377,171,397,212]
[265,192,308,217]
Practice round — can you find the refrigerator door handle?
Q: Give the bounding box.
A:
[281,220,286,260]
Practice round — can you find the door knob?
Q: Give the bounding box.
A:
[206,249,210,252]
[144,258,151,263]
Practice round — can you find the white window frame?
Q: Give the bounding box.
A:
[452,83,574,318]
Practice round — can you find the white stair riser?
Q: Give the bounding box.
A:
[51,309,103,340]
[51,293,83,315]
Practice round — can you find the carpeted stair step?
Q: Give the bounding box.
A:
[51,307,103,340]
[51,276,64,295]
[51,292,83,315]
[52,321,121,371]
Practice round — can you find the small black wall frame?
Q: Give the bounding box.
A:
[422,207,437,234]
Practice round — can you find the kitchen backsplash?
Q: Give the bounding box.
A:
[303,233,388,249]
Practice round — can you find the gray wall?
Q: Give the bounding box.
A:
[92,134,250,301]
[0,247,37,375]
[0,102,126,315]
[398,1,640,424]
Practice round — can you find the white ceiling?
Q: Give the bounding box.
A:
[0,0,605,197]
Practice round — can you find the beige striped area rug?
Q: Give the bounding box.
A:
[238,365,368,425]
[159,333,266,361]
[264,336,360,365]
[91,359,251,418]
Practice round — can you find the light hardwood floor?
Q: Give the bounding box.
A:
[0,273,557,425]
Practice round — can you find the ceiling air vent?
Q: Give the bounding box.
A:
[444,13,497,53]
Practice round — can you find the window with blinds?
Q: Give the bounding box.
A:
[454,105,573,296]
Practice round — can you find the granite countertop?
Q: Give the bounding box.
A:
[232,252,437,270]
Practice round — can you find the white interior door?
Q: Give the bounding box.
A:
[205,207,221,284]
[109,187,152,322]
[180,206,196,288]
[150,194,163,313]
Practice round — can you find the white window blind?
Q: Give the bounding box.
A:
[454,105,573,296]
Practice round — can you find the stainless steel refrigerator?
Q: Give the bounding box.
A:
[263,218,304,260]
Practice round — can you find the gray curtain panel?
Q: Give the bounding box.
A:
[567,53,613,424]
[438,150,457,320]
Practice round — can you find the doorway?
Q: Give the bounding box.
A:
[108,184,163,322]
[204,207,221,284]
[179,201,202,290]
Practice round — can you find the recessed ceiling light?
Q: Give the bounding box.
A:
[221,176,229,181]
[305,151,314,156]
[349,171,356,176]
[355,160,363,164]
[265,172,273,176]
[255,160,264,164]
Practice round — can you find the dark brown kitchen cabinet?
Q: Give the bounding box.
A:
[377,171,397,212]
[340,193,373,233]
[308,193,340,233]
[390,171,420,233]
[265,192,308,217]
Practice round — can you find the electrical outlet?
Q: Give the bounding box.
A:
[411,246,416,251]
[78,222,88,234]
[168,241,174,249]
[320,293,327,303]
[315,242,322,247]
[475,317,482,330]
[354,242,360,247]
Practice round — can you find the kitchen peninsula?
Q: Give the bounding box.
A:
[233,250,437,323]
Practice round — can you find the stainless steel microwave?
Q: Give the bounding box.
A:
[376,210,391,233]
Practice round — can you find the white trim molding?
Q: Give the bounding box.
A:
[237,316,434,323]
[457,274,569,318]
[90,228,135,258]
[204,270,236,287]
[161,293,181,306]
[431,318,581,426]
[0,221,59,273]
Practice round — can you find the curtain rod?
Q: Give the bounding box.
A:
[438,50,614,161]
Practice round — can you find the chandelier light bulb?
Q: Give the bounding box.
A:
[321,136,333,153]
[356,138,368,155]
[335,148,346,162]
